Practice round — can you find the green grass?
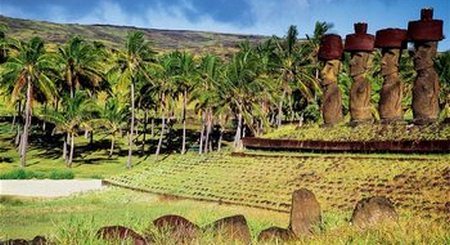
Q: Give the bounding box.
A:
[0,121,155,179]
[263,123,450,141]
[1,188,448,244]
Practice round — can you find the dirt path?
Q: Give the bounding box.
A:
[0,179,104,197]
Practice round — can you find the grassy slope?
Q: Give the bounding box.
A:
[0,15,266,56]
[106,151,450,221]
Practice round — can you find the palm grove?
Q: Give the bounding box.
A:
[0,23,449,169]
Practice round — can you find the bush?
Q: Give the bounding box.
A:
[0,169,75,179]
[49,170,75,179]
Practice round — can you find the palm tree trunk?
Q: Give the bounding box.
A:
[68,132,74,167]
[156,93,166,158]
[199,110,205,154]
[181,88,187,154]
[142,109,148,151]
[109,135,115,157]
[15,125,21,147]
[151,118,155,138]
[63,133,68,161]
[234,110,243,149]
[127,81,135,169]
[11,100,20,130]
[277,89,286,128]
[19,79,32,168]
[89,131,94,145]
[218,125,223,152]
[204,109,212,153]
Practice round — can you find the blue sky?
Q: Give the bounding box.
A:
[1,0,449,51]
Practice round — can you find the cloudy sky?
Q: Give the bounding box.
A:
[1,0,449,50]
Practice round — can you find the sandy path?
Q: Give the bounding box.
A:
[0,179,104,197]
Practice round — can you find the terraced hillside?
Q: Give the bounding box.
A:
[0,15,266,55]
[107,151,450,221]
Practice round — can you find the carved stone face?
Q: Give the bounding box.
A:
[381,48,400,76]
[350,52,371,77]
[413,41,437,71]
[320,59,340,85]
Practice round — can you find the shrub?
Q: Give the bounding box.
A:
[0,169,75,179]
[49,170,75,179]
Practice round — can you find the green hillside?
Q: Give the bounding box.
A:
[0,15,267,55]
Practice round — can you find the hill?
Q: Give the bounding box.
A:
[0,15,267,55]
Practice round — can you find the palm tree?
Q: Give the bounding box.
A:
[193,54,223,153]
[172,51,196,154]
[0,24,8,63]
[94,95,129,157]
[1,37,56,167]
[273,25,324,126]
[154,53,176,157]
[55,36,104,98]
[435,51,450,118]
[42,92,95,167]
[222,43,264,148]
[111,31,156,168]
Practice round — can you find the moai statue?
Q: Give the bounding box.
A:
[408,8,444,124]
[345,23,375,125]
[318,34,344,126]
[375,28,408,123]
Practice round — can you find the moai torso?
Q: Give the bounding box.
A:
[379,49,403,122]
[349,52,373,124]
[412,41,440,124]
[320,59,343,125]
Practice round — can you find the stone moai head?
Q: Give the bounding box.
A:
[375,28,407,76]
[344,23,375,76]
[318,34,343,85]
[408,8,444,70]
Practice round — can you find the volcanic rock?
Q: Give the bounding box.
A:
[350,196,398,228]
[257,226,295,242]
[96,225,147,245]
[153,214,200,243]
[204,215,251,244]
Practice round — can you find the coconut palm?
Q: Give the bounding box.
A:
[42,92,96,167]
[111,31,156,168]
[1,37,56,167]
[55,36,104,98]
[222,43,265,148]
[153,53,176,157]
[274,25,321,127]
[0,24,8,63]
[435,51,450,118]
[94,95,129,157]
[172,51,196,154]
[193,54,223,153]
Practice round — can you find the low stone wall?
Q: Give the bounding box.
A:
[242,137,450,153]
[0,179,104,197]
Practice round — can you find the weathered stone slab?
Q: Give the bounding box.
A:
[288,188,321,237]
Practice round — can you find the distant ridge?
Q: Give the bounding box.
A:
[0,15,268,55]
